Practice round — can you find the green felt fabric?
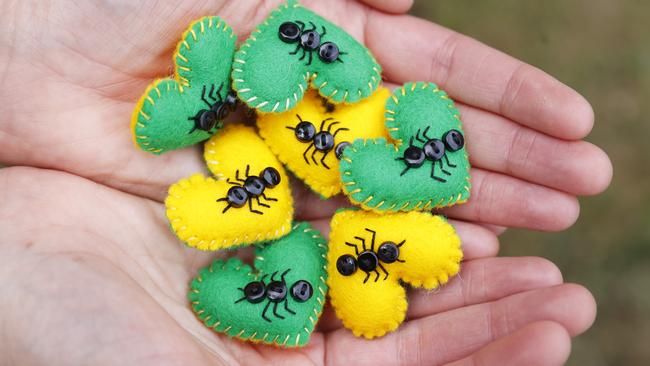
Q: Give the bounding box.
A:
[188,222,328,347]
[132,17,236,154]
[339,82,471,211]
[232,0,382,113]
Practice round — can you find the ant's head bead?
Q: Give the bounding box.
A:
[244,176,265,196]
[335,141,351,159]
[314,131,335,151]
[266,280,288,302]
[336,254,357,276]
[243,281,266,303]
[300,30,321,50]
[377,242,400,263]
[318,42,339,63]
[443,129,465,151]
[227,186,248,208]
[403,146,426,168]
[290,280,313,302]
[279,22,301,43]
[423,139,446,161]
[261,167,281,188]
[294,121,316,142]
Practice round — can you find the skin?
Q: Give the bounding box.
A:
[0,0,611,365]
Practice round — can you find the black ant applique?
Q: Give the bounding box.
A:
[286,115,350,169]
[235,269,313,323]
[336,228,405,283]
[188,82,238,134]
[278,21,346,65]
[396,126,465,182]
[216,165,281,215]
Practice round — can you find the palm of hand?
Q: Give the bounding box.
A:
[0,0,610,365]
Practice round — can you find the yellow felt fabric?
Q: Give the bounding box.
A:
[327,209,463,338]
[257,87,390,198]
[165,125,293,251]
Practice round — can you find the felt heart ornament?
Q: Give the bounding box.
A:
[339,82,471,212]
[257,87,391,198]
[165,124,293,251]
[189,221,328,347]
[131,16,237,154]
[232,0,382,113]
[327,209,462,339]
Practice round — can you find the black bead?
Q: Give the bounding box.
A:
[266,281,287,302]
[244,176,265,196]
[336,255,357,276]
[243,281,266,303]
[279,22,300,43]
[334,141,350,159]
[215,104,230,120]
[226,186,248,207]
[198,110,217,131]
[225,92,238,109]
[318,42,339,63]
[357,251,378,272]
[443,129,465,151]
[294,121,316,142]
[423,139,446,161]
[403,146,426,168]
[377,242,400,263]
[313,131,335,151]
[290,280,313,302]
[261,167,281,188]
[300,30,321,50]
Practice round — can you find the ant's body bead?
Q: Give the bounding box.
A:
[313,131,335,151]
[423,139,446,161]
[300,30,321,50]
[290,280,313,302]
[244,176,265,196]
[266,281,288,302]
[357,251,378,272]
[336,254,357,276]
[243,281,266,303]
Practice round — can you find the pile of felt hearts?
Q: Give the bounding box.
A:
[132,0,470,347]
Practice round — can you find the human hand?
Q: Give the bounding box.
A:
[0,0,608,364]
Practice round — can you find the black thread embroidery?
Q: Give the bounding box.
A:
[278,21,346,65]
[336,228,405,283]
[188,82,238,134]
[395,127,465,181]
[286,114,350,169]
[216,165,280,214]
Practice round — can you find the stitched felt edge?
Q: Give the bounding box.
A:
[165,174,293,251]
[189,222,329,347]
[232,0,382,113]
[130,16,235,154]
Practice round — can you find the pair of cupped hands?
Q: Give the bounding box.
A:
[0,0,613,365]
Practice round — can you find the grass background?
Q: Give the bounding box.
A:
[410,0,649,364]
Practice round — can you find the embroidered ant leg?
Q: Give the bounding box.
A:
[415,128,426,143]
[234,287,247,303]
[261,301,272,323]
[444,154,457,168]
[396,240,406,263]
[298,48,307,61]
[306,49,313,66]
[261,192,277,202]
[320,150,331,170]
[289,43,301,55]
[354,235,367,251]
[430,162,447,183]
[344,241,360,255]
[245,164,251,178]
[332,126,350,137]
[187,117,198,134]
[336,51,347,63]
[310,146,319,165]
[211,82,224,103]
[400,165,411,176]
[378,263,390,280]
[422,126,433,140]
[248,199,263,215]
[373,269,380,282]
[272,302,285,319]
[284,298,296,315]
[439,160,452,175]
[255,196,270,208]
[307,21,317,32]
[200,85,212,108]
[362,271,371,284]
[321,26,327,38]
[295,20,305,30]
[364,228,377,251]
[303,143,314,164]
[216,197,233,213]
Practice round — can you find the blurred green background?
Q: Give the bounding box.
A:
[411,0,649,364]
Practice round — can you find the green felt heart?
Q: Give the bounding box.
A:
[232,0,382,113]
[131,17,236,154]
[339,82,471,212]
[189,222,328,347]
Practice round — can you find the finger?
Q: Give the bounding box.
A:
[354,0,413,13]
[407,256,562,319]
[445,321,571,366]
[460,103,613,196]
[325,284,596,366]
[440,169,580,231]
[366,13,594,140]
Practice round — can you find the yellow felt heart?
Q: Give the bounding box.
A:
[327,209,462,338]
[165,124,293,251]
[257,87,390,198]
